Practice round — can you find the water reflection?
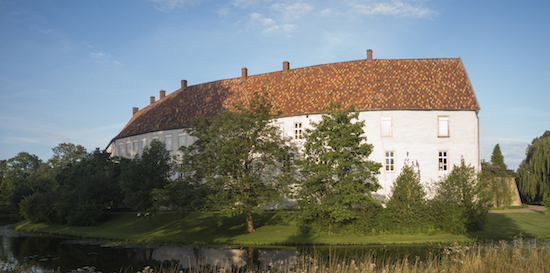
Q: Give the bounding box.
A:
[0,226,438,272]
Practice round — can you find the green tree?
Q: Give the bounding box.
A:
[297,102,381,233]
[0,152,42,215]
[490,144,507,170]
[181,92,298,233]
[120,139,173,214]
[386,162,426,223]
[433,159,489,232]
[516,131,550,203]
[48,143,88,169]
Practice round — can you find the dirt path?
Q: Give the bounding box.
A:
[489,205,547,213]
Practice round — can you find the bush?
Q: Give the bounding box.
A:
[66,203,105,226]
[432,159,489,232]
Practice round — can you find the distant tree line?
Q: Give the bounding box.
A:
[4,93,540,235]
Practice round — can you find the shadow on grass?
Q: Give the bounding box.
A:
[467,213,532,241]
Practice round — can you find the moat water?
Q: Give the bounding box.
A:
[0,225,440,272]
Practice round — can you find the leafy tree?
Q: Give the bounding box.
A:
[120,139,173,214]
[479,163,514,207]
[0,152,42,215]
[516,131,550,203]
[432,159,489,232]
[297,102,381,233]
[20,149,124,225]
[181,92,298,233]
[48,143,87,169]
[386,162,426,222]
[490,144,507,170]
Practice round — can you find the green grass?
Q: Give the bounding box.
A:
[13,210,550,246]
[488,204,529,210]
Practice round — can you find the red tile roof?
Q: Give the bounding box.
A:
[113,57,479,140]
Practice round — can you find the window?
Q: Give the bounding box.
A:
[385,151,395,171]
[294,122,302,139]
[142,138,147,150]
[165,135,172,151]
[438,116,449,137]
[118,143,123,157]
[178,133,187,149]
[439,151,448,172]
[381,117,392,137]
[126,142,131,157]
[133,140,139,155]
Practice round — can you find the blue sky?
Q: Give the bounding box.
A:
[1,0,549,170]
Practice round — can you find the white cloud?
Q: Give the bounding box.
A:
[320,8,332,16]
[270,2,313,21]
[89,52,120,65]
[38,131,70,142]
[149,0,203,12]
[351,1,437,18]
[233,0,261,9]
[5,136,41,144]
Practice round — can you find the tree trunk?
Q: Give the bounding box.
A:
[245,212,256,233]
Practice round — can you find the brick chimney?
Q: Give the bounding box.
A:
[283,61,290,73]
[367,49,373,63]
[133,107,139,115]
[160,90,166,99]
[150,96,155,104]
[181,79,187,89]
[242,67,247,80]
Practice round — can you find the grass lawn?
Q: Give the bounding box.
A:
[13,210,550,246]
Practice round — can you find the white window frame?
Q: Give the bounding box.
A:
[126,142,131,157]
[133,140,139,155]
[438,116,449,137]
[178,132,187,150]
[118,143,124,157]
[142,138,148,151]
[381,117,392,137]
[294,122,302,139]
[385,151,395,172]
[439,151,448,172]
[165,135,173,151]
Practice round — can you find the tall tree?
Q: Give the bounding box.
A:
[433,159,489,232]
[181,92,298,233]
[297,102,381,232]
[0,152,42,215]
[120,139,173,213]
[490,144,507,170]
[48,143,88,169]
[517,131,550,203]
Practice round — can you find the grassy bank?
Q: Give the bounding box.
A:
[13,210,550,246]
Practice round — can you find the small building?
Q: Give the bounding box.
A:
[108,50,480,199]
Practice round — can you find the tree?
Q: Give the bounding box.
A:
[516,131,550,203]
[0,152,42,215]
[48,143,87,169]
[181,92,298,233]
[297,102,381,233]
[386,162,426,221]
[433,159,489,232]
[120,139,173,214]
[490,144,507,170]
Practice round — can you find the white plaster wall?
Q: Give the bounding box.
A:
[275,110,480,198]
[110,128,196,159]
[111,109,479,200]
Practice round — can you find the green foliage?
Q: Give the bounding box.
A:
[433,159,489,232]
[383,162,433,233]
[120,139,173,213]
[0,152,42,215]
[179,92,298,233]
[48,142,87,169]
[490,144,507,170]
[297,102,381,233]
[516,131,550,203]
[479,164,515,207]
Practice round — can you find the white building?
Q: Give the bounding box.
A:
[108,50,480,198]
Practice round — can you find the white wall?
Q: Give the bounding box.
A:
[275,110,480,198]
[110,109,479,200]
